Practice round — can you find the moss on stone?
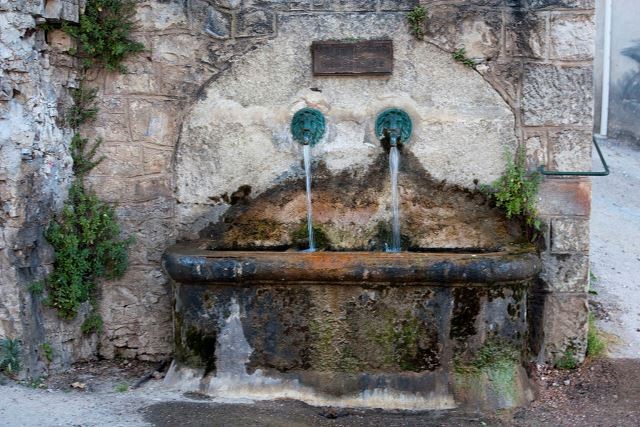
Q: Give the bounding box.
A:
[179,325,217,375]
[453,338,520,402]
[371,309,439,372]
[222,219,285,247]
[289,221,331,250]
[372,222,411,251]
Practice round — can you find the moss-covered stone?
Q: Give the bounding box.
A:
[174,324,217,375]
[290,221,331,250]
[453,338,520,406]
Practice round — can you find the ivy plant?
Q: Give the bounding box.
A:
[63,0,144,72]
[44,0,141,323]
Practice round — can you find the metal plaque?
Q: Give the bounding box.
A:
[311,40,393,76]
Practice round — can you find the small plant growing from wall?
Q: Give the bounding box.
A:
[481,147,542,237]
[62,0,144,72]
[407,6,427,40]
[0,338,22,377]
[586,313,607,359]
[452,48,477,69]
[44,0,142,325]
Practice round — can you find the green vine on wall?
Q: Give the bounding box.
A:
[63,0,144,72]
[44,0,142,326]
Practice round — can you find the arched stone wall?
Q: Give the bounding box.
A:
[174,13,517,239]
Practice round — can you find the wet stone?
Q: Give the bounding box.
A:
[236,8,275,37]
[204,8,231,38]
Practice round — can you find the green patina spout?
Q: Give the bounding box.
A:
[375,108,413,148]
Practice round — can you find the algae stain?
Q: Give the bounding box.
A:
[453,338,520,404]
[184,326,217,375]
[450,287,480,339]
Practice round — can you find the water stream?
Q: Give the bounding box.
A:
[388,141,401,252]
[303,144,315,251]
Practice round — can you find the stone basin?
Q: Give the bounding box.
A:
[162,244,540,411]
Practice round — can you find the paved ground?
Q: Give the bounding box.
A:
[590,138,640,357]
[1,358,640,426]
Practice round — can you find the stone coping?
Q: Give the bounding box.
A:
[163,243,540,285]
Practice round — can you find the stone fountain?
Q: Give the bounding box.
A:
[162,13,540,411]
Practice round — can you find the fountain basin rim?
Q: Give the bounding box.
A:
[163,243,540,285]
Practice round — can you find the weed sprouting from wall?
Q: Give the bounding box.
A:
[555,349,578,370]
[587,313,606,359]
[44,0,141,324]
[481,146,542,237]
[452,48,477,69]
[407,6,427,40]
[62,0,144,72]
[0,338,22,377]
[41,342,53,363]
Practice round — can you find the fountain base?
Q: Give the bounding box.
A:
[163,244,539,410]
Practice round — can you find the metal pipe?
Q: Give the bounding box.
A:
[599,0,613,137]
[539,136,609,176]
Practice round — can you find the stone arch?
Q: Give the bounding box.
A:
[174,12,517,237]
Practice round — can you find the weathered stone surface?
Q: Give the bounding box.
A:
[503,9,545,58]
[527,0,594,10]
[539,252,589,292]
[380,0,419,11]
[0,1,88,377]
[47,29,74,52]
[480,61,522,108]
[176,12,517,226]
[548,128,592,172]
[133,0,189,32]
[426,5,502,60]
[550,217,590,254]
[1,0,597,371]
[537,178,591,217]
[151,34,201,65]
[213,0,242,9]
[127,99,181,145]
[170,273,533,409]
[524,129,547,169]
[529,292,589,365]
[314,0,377,11]
[99,268,172,360]
[204,7,231,38]
[44,0,79,23]
[522,64,593,126]
[196,153,522,251]
[549,13,595,60]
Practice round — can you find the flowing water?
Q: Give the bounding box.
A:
[303,144,315,251]
[388,144,401,252]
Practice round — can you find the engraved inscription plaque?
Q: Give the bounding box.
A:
[311,40,393,76]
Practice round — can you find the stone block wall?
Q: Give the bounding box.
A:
[0,0,595,370]
[422,0,595,364]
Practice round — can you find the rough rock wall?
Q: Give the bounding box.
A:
[0,0,99,376]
